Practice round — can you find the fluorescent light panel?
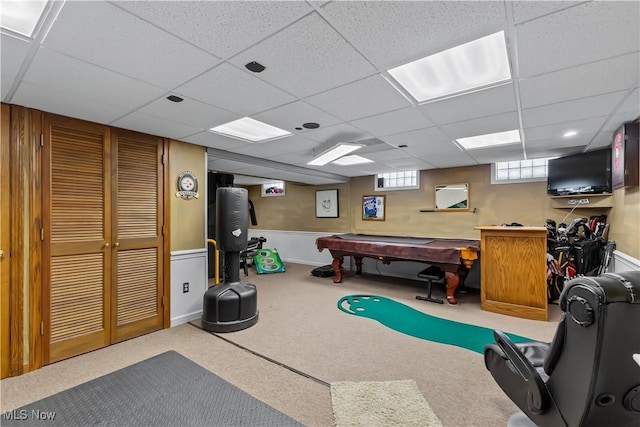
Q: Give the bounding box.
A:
[0,0,47,37]
[388,31,511,103]
[456,129,521,150]
[332,155,374,166]
[307,143,362,166]
[209,117,291,143]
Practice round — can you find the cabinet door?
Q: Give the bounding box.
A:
[43,115,111,364]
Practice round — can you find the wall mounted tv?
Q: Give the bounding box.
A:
[547,148,612,196]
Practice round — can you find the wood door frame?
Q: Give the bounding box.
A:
[29,110,43,372]
[7,105,26,376]
[1,104,11,378]
[162,138,170,328]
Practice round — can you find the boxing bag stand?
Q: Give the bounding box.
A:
[202,187,258,332]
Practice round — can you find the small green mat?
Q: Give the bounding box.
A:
[338,294,531,353]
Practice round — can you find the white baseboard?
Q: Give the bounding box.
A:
[171,310,202,327]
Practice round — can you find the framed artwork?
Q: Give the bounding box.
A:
[362,195,385,221]
[316,189,339,218]
[261,181,285,197]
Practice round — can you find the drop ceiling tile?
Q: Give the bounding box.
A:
[419,83,517,126]
[351,107,432,137]
[466,145,525,164]
[384,127,456,156]
[416,152,478,169]
[360,148,413,163]
[305,75,411,122]
[522,91,629,129]
[510,1,584,24]
[265,151,313,164]
[599,109,639,135]
[111,111,202,140]
[114,1,312,58]
[519,53,640,108]
[300,122,373,145]
[321,1,508,69]
[441,112,520,140]
[1,33,31,100]
[526,145,586,159]
[383,157,437,170]
[12,82,129,124]
[252,101,342,135]
[516,1,640,78]
[227,134,319,158]
[22,47,165,110]
[615,88,640,115]
[228,13,376,98]
[175,63,296,116]
[42,1,220,88]
[139,95,238,130]
[184,131,249,151]
[524,116,609,143]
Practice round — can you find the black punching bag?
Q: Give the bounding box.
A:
[202,187,258,333]
[216,187,248,283]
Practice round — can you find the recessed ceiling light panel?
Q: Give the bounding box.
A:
[388,31,511,103]
[563,130,578,138]
[456,129,521,150]
[307,143,362,166]
[209,117,291,143]
[332,155,374,166]
[0,0,48,37]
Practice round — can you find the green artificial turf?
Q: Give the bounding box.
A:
[338,294,531,354]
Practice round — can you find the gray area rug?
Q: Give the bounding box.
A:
[1,351,302,426]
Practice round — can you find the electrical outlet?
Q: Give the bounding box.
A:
[182,282,189,293]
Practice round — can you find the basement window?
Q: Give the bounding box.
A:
[375,171,419,191]
[492,158,553,184]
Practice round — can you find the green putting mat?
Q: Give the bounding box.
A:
[338,294,531,353]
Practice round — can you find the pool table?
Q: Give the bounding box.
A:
[316,233,480,305]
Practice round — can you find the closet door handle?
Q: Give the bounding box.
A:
[0,249,4,259]
[113,242,120,248]
[103,242,110,248]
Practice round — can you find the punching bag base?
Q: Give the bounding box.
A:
[202,282,259,333]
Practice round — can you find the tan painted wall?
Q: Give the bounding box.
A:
[245,164,639,259]
[169,140,206,251]
[247,182,351,233]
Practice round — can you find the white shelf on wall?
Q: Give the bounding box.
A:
[550,194,613,209]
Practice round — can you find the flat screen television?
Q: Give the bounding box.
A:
[547,148,612,196]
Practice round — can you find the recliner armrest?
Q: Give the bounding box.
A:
[486,330,551,415]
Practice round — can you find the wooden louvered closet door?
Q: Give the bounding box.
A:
[43,116,164,364]
[111,129,163,343]
[43,115,111,363]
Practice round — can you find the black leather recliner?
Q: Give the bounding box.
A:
[484,271,640,427]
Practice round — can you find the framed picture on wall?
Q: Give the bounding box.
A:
[261,181,285,197]
[316,189,339,218]
[362,195,385,221]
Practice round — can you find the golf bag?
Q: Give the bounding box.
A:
[545,214,609,302]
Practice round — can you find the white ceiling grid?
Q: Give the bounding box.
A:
[1,0,638,185]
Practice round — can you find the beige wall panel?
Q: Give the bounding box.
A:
[246,164,637,260]
[608,187,640,260]
[247,182,350,233]
[169,141,206,251]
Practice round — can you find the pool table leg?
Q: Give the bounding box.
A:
[445,273,460,305]
[354,256,363,275]
[332,256,343,283]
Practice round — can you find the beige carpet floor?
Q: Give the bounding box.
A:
[1,262,561,426]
